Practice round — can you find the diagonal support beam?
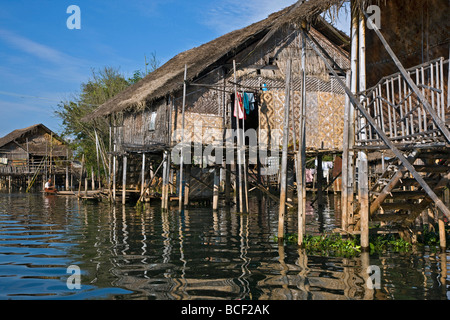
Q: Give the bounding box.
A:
[302,29,450,219]
[369,151,418,215]
[364,11,450,144]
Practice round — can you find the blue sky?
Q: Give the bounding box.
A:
[0,0,350,138]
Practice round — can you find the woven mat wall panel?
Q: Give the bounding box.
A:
[259,91,344,150]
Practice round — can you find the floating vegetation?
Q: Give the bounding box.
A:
[274,232,420,257]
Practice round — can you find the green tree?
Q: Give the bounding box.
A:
[55,67,131,180]
[55,54,161,182]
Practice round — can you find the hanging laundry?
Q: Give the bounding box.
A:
[242,92,249,115]
[233,92,245,119]
[247,92,255,112]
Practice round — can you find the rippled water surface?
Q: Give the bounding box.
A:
[0,192,449,300]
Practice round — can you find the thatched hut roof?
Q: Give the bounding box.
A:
[0,124,47,148]
[84,0,351,122]
[0,124,69,157]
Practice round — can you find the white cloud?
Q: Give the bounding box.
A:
[0,28,90,84]
[202,0,298,34]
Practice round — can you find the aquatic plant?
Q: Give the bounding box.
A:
[275,232,419,257]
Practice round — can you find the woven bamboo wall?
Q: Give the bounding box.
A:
[172,112,223,145]
[259,90,345,150]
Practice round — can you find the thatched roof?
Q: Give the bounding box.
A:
[84,0,350,122]
[0,124,69,157]
[0,124,46,148]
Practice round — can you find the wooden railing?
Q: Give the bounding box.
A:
[0,158,71,175]
[356,58,449,148]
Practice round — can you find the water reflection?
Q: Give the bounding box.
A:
[0,192,448,300]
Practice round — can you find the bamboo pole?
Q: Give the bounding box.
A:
[213,165,220,210]
[225,163,231,205]
[358,11,370,251]
[297,30,307,246]
[242,109,249,213]
[179,65,188,212]
[91,167,95,190]
[439,212,447,251]
[316,153,324,207]
[141,153,146,196]
[343,7,359,231]
[184,164,191,207]
[78,154,85,198]
[161,151,168,210]
[108,122,112,200]
[137,159,164,204]
[278,58,292,241]
[233,60,244,213]
[65,149,69,191]
[341,71,352,231]
[122,155,127,205]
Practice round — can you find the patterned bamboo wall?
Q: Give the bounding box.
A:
[259,90,345,150]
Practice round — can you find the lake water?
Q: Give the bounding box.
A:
[0,192,448,300]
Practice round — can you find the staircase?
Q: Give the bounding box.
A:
[349,57,450,232]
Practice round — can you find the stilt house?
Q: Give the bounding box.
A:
[83,1,351,207]
[0,124,71,190]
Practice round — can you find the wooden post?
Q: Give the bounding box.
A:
[122,155,127,205]
[112,155,117,202]
[78,154,85,198]
[297,30,307,246]
[213,165,220,210]
[233,60,244,213]
[439,211,447,251]
[316,153,324,207]
[141,153,146,196]
[358,12,370,251]
[184,164,191,207]
[65,149,69,191]
[91,167,95,190]
[85,176,88,197]
[341,71,352,231]
[242,111,249,213]
[278,58,292,241]
[161,152,168,210]
[178,64,188,212]
[345,6,359,231]
[108,122,112,199]
[225,163,231,205]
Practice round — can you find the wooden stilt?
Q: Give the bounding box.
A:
[439,213,447,251]
[233,60,244,213]
[112,155,117,203]
[141,153,146,196]
[298,30,307,245]
[91,167,95,190]
[213,165,220,210]
[122,155,127,205]
[184,164,191,207]
[358,12,370,251]
[179,64,188,212]
[165,153,171,209]
[316,153,324,207]
[65,149,69,191]
[278,58,292,241]
[161,152,168,210]
[78,154,85,198]
[225,163,231,205]
[341,71,352,231]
